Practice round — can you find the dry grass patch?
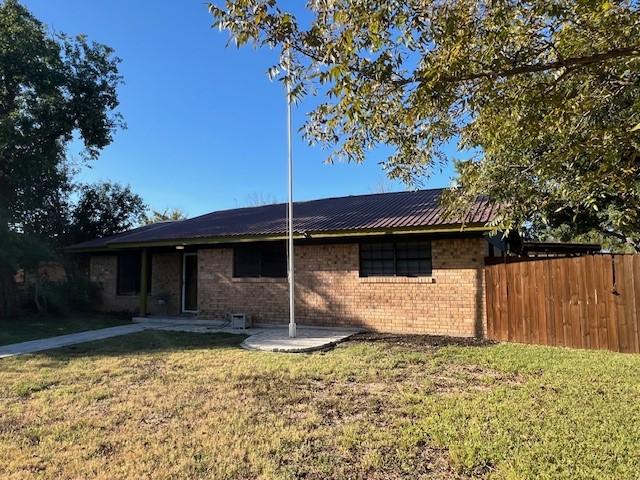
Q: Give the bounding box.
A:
[0,330,638,479]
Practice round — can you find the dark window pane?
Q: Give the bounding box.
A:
[396,259,411,276]
[360,240,432,277]
[362,242,394,261]
[261,244,287,277]
[233,246,260,277]
[117,253,141,295]
[361,258,392,276]
[234,242,287,278]
[359,242,394,276]
[397,259,423,276]
[418,259,431,272]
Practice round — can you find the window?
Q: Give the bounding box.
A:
[116,253,152,295]
[360,240,432,277]
[233,242,287,278]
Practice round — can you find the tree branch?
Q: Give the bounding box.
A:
[289,37,639,90]
[413,45,640,85]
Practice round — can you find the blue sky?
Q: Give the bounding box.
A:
[24,0,457,217]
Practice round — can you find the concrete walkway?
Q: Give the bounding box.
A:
[0,319,360,359]
[0,324,147,359]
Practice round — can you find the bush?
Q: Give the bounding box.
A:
[35,276,101,315]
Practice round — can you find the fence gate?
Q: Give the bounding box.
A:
[485,255,640,353]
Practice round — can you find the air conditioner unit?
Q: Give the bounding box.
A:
[230,313,251,329]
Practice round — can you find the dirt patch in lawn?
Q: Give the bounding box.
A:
[340,333,520,395]
[264,335,523,479]
[277,376,473,479]
[346,332,495,351]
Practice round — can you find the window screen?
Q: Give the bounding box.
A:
[233,242,287,278]
[116,253,151,295]
[360,240,432,277]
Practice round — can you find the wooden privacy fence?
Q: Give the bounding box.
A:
[485,255,640,353]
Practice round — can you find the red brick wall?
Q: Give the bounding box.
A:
[90,238,487,337]
[198,238,487,337]
[89,253,182,315]
[89,255,139,313]
[148,252,182,316]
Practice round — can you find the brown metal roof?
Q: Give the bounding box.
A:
[67,188,498,250]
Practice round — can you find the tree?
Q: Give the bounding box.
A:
[69,183,147,244]
[0,0,123,232]
[143,207,187,224]
[209,0,640,250]
[0,0,123,313]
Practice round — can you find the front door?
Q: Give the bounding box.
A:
[182,253,198,313]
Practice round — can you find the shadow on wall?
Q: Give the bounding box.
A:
[95,240,487,337]
[197,247,486,338]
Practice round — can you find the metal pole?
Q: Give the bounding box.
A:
[286,45,296,338]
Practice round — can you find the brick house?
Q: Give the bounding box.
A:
[68,189,499,337]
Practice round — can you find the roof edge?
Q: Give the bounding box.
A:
[69,223,491,252]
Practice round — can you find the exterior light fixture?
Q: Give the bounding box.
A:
[176,245,185,250]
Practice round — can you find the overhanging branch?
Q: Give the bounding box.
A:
[409,45,640,85]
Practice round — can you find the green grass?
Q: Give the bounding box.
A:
[0,313,130,346]
[0,331,638,479]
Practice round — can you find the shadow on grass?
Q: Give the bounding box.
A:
[27,330,494,361]
[0,313,132,347]
[35,330,248,359]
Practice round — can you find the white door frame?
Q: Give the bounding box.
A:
[181,252,198,313]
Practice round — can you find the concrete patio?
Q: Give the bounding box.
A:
[240,327,359,353]
[134,317,360,353]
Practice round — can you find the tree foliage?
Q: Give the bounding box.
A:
[0,0,123,234]
[209,0,640,250]
[143,207,187,225]
[69,182,147,244]
[0,0,126,313]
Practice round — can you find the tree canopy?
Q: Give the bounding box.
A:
[0,0,123,233]
[209,0,640,250]
[143,207,188,225]
[0,0,129,313]
[69,182,147,244]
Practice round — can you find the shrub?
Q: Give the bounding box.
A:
[35,276,101,315]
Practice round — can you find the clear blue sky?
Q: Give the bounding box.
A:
[24,0,458,217]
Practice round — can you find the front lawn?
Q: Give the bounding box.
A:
[0,313,130,346]
[0,331,638,479]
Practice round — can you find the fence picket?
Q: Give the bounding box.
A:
[485,254,640,353]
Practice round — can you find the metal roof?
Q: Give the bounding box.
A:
[67,188,498,250]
